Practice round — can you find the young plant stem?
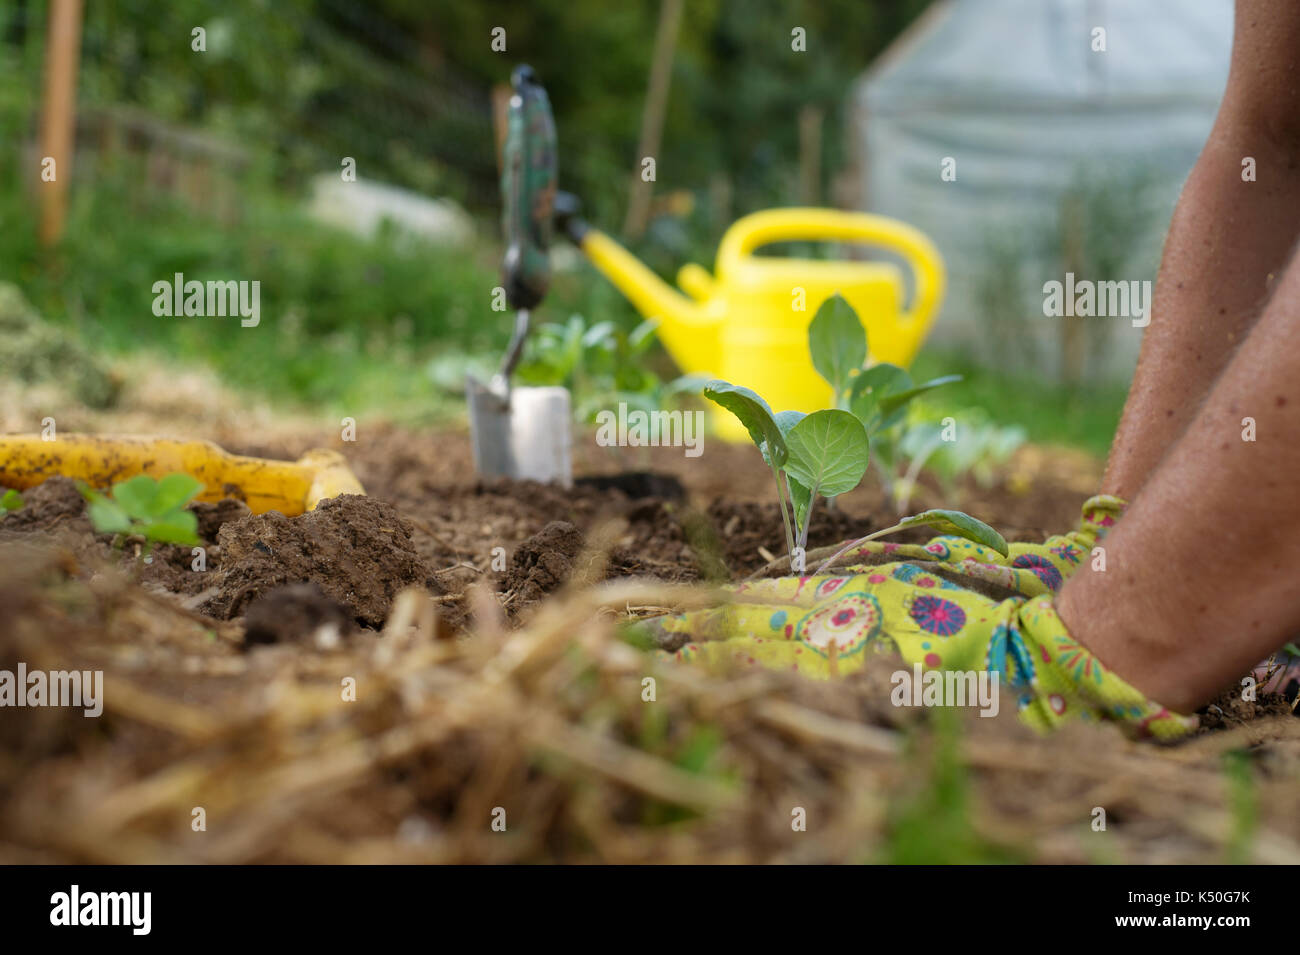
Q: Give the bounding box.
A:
[894,436,943,515]
[770,462,796,558]
[795,480,820,555]
[811,520,913,576]
[872,454,896,501]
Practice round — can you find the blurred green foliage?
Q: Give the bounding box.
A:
[6,0,930,219]
[0,1,1122,451]
[0,281,120,407]
[0,150,502,420]
[909,350,1126,457]
[880,709,1023,864]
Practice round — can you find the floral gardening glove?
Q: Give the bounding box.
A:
[640,559,1195,740]
[818,494,1125,599]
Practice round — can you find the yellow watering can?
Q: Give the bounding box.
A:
[561,206,946,441]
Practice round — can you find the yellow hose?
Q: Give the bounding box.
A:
[0,434,363,516]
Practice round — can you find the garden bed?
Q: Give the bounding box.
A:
[1,426,1297,863]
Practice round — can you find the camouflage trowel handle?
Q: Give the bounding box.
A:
[500,65,556,311]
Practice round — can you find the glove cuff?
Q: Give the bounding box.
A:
[1077,494,1126,543]
[1014,595,1197,740]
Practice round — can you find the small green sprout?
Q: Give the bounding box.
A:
[1,488,23,512]
[703,293,1005,572]
[79,473,204,556]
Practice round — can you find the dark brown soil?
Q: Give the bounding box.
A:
[0,427,1176,640]
[243,582,355,649]
[201,494,440,627]
[0,476,216,595]
[0,475,87,532]
[501,520,588,607]
[1198,685,1297,731]
[192,497,252,540]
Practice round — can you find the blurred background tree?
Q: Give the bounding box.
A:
[8,0,930,215]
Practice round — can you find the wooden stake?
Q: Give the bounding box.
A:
[622,0,684,240]
[38,0,84,247]
[798,104,824,206]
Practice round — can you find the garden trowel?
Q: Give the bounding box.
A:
[467,65,572,486]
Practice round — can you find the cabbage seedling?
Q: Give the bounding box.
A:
[703,294,1006,572]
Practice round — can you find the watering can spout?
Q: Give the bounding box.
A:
[577,228,720,374]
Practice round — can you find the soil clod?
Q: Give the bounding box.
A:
[192,497,252,540]
[0,476,87,533]
[503,520,587,605]
[243,582,355,649]
[203,494,440,626]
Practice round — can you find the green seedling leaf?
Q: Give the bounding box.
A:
[876,375,964,416]
[1,489,22,512]
[141,512,200,546]
[811,507,1008,575]
[850,363,911,402]
[628,320,658,351]
[850,363,912,431]
[663,373,713,397]
[703,380,786,467]
[769,410,807,474]
[80,475,203,549]
[87,498,131,535]
[784,409,870,499]
[896,509,1008,557]
[152,473,205,514]
[772,409,806,439]
[110,474,161,520]
[580,319,617,349]
[808,294,866,400]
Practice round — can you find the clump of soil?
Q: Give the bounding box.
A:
[0,476,89,533]
[502,520,588,606]
[243,583,355,649]
[203,494,440,626]
[1198,686,1296,731]
[594,499,704,582]
[192,497,251,540]
[574,471,686,501]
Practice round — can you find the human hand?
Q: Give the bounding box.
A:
[641,555,1194,740]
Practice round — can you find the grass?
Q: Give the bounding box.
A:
[910,350,1125,458]
[0,156,505,425]
[1222,750,1257,865]
[879,708,1023,864]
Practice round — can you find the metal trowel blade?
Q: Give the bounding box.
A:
[466,375,572,486]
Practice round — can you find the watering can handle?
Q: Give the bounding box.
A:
[715,208,945,327]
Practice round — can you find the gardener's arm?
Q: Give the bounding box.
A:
[1059,243,1300,714]
[1102,0,1300,500]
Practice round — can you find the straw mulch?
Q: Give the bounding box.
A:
[2,540,1298,864]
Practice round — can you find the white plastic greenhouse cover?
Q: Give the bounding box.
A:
[851,0,1233,378]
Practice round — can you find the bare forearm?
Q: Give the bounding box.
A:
[1103,1,1300,498]
[1062,253,1300,713]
